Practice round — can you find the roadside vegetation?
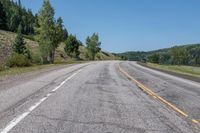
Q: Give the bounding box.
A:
[120,44,200,66]
[120,44,200,79]
[0,61,87,81]
[0,0,120,75]
[121,44,200,79]
[146,63,200,79]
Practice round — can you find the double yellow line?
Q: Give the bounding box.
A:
[118,63,200,127]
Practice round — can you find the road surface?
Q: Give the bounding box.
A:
[121,62,200,121]
[0,61,199,133]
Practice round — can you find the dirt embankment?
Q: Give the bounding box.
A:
[0,31,13,66]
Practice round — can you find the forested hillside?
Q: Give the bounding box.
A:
[120,44,200,66]
[0,0,35,34]
[0,0,120,71]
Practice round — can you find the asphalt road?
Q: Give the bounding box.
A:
[0,61,199,133]
[120,62,200,120]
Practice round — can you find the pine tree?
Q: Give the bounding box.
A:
[63,28,69,40]
[18,0,21,8]
[12,24,26,54]
[52,17,65,48]
[64,35,80,58]
[0,2,7,30]
[1,0,35,34]
[49,17,65,62]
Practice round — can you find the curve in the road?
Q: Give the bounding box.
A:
[118,63,200,128]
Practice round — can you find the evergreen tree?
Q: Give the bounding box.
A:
[63,28,69,40]
[1,0,35,34]
[12,24,26,54]
[18,0,22,8]
[64,35,80,58]
[52,17,65,47]
[0,2,7,30]
[49,17,65,63]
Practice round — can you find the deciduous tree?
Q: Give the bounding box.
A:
[147,53,160,64]
[86,33,101,60]
[170,46,188,65]
[35,0,55,63]
[189,47,200,65]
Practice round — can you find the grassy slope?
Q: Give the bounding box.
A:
[0,30,38,65]
[147,63,200,78]
[0,64,56,80]
[56,43,119,62]
[0,30,119,64]
[0,30,119,78]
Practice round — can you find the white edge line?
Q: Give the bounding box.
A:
[0,69,82,133]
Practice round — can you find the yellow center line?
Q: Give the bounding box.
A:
[118,63,200,127]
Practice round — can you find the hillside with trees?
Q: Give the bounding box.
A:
[0,0,120,71]
[120,44,200,66]
[0,0,35,34]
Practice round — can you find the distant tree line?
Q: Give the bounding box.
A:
[0,0,102,67]
[0,0,35,34]
[147,45,200,66]
[120,44,200,66]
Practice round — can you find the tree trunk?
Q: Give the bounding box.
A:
[52,50,55,64]
[49,49,55,64]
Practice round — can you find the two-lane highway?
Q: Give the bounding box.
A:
[0,61,199,133]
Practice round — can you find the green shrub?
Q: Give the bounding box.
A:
[23,35,36,41]
[96,53,101,60]
[31,52,42,64]
[147,53,160,64]
[7,53,31,67]
[84,51,90,60]
[0,65,4,71]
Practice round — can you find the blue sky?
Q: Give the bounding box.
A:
[18,0,200,53]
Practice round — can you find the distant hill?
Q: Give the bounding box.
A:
[0,30,119,66]
[119,44,200,61]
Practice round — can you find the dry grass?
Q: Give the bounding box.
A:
[0,30,118,64]
[0,30,118,77]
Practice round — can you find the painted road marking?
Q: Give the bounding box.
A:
[0,69,82,133]
[118,63,200,127]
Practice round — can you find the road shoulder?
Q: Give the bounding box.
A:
[0,63,86,91]
[137,62,200,83]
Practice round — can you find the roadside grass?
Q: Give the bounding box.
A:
[0,30,118,80]
[0,30,118,64]
[0,61,87,80]
[147,63,200,78]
